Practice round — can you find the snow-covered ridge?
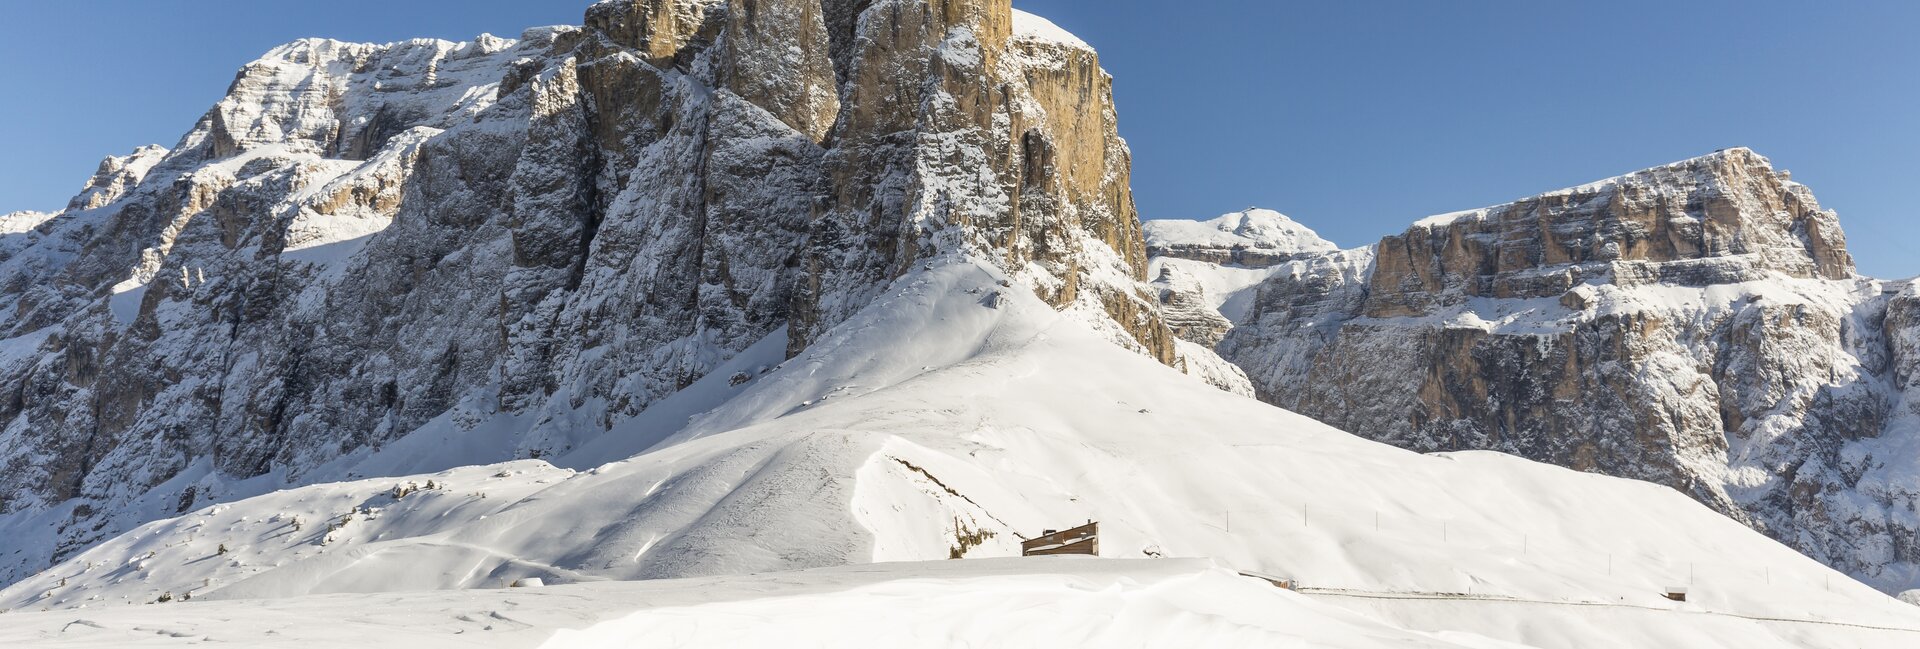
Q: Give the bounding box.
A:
[0,211,51,235]
[1144,209,1338,267]
[192,31,533,161]
[1413,147,1772,229]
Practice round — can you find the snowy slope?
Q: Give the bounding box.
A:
[1149,256,1284,324]
[3,257,1916,648]
[0,559,1564,649]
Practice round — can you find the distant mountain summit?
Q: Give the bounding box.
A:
[1143,208,1338,267]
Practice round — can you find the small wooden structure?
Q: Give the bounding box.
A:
[1022,522,1099,557]
[1664,586,1688,602]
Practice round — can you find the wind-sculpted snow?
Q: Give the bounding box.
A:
[1167,150,1920,594]
[0,0,1222,590]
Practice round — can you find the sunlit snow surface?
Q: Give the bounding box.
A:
[0,559,1536,648]
[1,257,1917,647]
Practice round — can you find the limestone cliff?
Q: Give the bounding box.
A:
[1165,149,1920,592]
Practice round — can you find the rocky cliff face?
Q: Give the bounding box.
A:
[1155,149,1920,592]
[0,0,1202,586]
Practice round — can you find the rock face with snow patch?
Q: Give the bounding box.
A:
[0,0,1187,586]
[1143,209,1336,349]
[1192,149,1920,592]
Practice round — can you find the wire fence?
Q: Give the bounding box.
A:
[1268,583,1920,634]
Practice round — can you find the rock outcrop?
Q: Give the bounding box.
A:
[0,0,1194,587]
[1364,148,1853,319]
[1181,149,1920,592]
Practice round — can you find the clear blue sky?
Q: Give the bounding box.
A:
[2,1,1914,277]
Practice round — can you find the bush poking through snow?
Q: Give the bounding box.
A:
[949,518,998,559]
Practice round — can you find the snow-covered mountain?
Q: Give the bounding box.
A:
[0,0,1236,589]
[5,257,1920,648]
[1144,208,1338,267]
[1143,209,1338,350]
[3,1,1918,646]
[1152,149,1920,595]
